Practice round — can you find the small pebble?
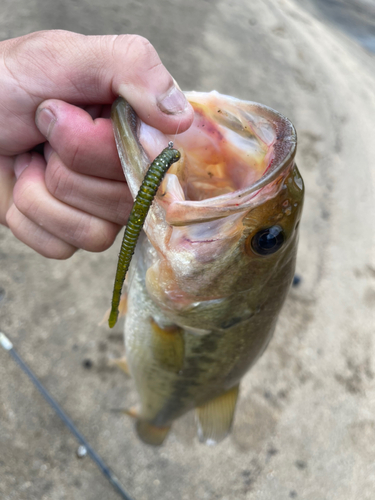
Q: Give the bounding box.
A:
[295,460,307,470]
[83,359,93,369]
[292,275,301,287]
[76,445,87,458]
[267,447,278,457]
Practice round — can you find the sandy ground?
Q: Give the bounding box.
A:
[1,0,375,499]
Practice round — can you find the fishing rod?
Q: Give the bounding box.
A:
[0,331,134,500]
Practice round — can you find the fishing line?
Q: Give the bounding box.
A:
[171,106,185,146]
[0,332,134,500]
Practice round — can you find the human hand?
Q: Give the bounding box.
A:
[0,30,194,258]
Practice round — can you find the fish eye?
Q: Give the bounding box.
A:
[250,225,285,256]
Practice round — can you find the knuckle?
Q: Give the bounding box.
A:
[74,217,119,253]
[45,160,72,201]
[115,34,161,70]
[112,197,133,226]
[12,177,39,217]
[33,235,77,260]
[5,31,71,75]
[5,203,17,229]
[45,244,77,260]
[48,140,82,175]
[6,203,77,260]
[90,224,119,252]
[61,136,81,172]
[129,35,155,56]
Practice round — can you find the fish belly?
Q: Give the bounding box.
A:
[123,239,295,444]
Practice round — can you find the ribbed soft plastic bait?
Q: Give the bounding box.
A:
[108,142,181,328]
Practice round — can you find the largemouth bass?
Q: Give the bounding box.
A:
[111,91,304,446]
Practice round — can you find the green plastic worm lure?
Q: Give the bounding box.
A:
[108,142,181,328]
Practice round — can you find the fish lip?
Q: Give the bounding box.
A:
[112,91,297,225]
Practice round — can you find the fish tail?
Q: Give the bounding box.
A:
[136,420,171,446]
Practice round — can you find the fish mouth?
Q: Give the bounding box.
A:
[138,91,297,225]
[112,91,297,225]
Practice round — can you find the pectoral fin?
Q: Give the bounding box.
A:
[109,356,130,375]
[150,319,184,373]
[112,405,171,446]
[195,384,239,445]
[136,420,171,446]
[110,405,138,418]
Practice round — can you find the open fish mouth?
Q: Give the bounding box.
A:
[136,91,297,225]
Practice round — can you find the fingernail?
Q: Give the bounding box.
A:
[14,153,32,179]
[157,84,189,115]
[36,107,56,138]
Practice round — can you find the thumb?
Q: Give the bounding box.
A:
[6,30,194,135]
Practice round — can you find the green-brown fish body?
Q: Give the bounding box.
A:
[111,92,304,445]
